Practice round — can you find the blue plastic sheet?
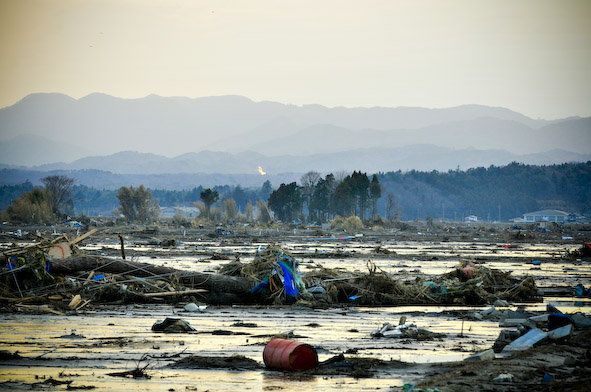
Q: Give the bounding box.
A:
[279,263,299,297]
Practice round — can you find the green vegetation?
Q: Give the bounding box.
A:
[378,161,591,221]
[266,171,380,223]
[268,182,303,222]
[1,175,75,224]
[0,162,589,224]
[0,187,55,224]
[199,188,219,219]
[116,185,159,223]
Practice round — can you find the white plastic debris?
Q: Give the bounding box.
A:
[493,372,513,382]
[501,328,548,353]
[184,303,207,312]
[548,323,573,340]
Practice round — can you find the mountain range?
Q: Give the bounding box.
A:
[5,146,589,176]
[0,93,589,184]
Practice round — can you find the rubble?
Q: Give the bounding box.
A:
[370,321,446,340]
[1,223,589,390]
[1,236,543,312]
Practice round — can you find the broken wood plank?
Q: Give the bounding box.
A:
[142,289,208,298]
[50,256,253,296]
[70,228,98,245]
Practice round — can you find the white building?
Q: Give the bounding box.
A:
[523,209,569,223]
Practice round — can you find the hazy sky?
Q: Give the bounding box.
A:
[1,0,590,119]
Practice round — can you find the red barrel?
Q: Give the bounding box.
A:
[263,338,318,371]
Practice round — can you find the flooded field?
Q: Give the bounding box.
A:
[1,225,590,391]
[0,304,500,391]
[83,237,589,288]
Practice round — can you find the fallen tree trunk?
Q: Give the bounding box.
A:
[50,256,253,296]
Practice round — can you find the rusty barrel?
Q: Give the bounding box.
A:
[263,338,318,371]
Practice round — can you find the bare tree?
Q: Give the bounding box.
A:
[300,171,320,221]
[245,202,254,223]
[370,174,382,219]
[41,175,74,215]
[385,193,396,221]
[333,170,350,185]
[256,200,272,223]
[222,198,237,223]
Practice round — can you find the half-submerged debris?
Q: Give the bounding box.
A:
[370,320,445,341]
[151,317,195,333]
[1,242,540,308]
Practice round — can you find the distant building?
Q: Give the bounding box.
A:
[160,206,199,218]
[465,215,478,222]
[523,209,569,223]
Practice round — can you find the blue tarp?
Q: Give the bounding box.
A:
[250,249,302,301]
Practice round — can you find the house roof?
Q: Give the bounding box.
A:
[523,209,569,216]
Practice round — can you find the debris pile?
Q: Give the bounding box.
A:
[298,259,539,306]
[565,242,591,259]
[370,319,445,341]
[491,305,591,354]
[241,245,304,304]
[219,246,540,306]
[2,240,540,311]
[0,230,248,312]
[437,260,539,304]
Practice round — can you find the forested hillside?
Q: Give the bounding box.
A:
[1,162,589,221]
[378,161,590,221]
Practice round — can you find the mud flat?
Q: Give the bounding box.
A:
[1,223,590,391]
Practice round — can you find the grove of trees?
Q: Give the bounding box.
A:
[1,175,74,224]
[1,162,589,224]
[116,185,159,222]
[267,171,380,223]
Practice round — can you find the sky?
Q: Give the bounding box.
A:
[0,0,590,120]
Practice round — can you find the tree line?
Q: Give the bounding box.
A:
[268,171,381,223]
[377,161,591,221]
[1,162,589,224]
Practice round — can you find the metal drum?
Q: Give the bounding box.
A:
[263,338,318,371]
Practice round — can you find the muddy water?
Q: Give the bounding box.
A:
[82,239,590,289]
[0,304,499,391]
[82,240,591,280]
[1,238,590,391]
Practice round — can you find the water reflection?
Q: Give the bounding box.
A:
[1,238,588,390]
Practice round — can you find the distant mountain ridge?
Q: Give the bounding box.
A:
[9,146,589,177]
[0,93,589,170]
[0,167,301,190]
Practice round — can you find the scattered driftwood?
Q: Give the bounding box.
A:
[142,289,207,298]
[1,240,540,309]
[50,256,252,295]
[301,259,539,306]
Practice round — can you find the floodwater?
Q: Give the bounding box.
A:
[0,304,501,391]
[1,236,590,391]
[82,238,589,287]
